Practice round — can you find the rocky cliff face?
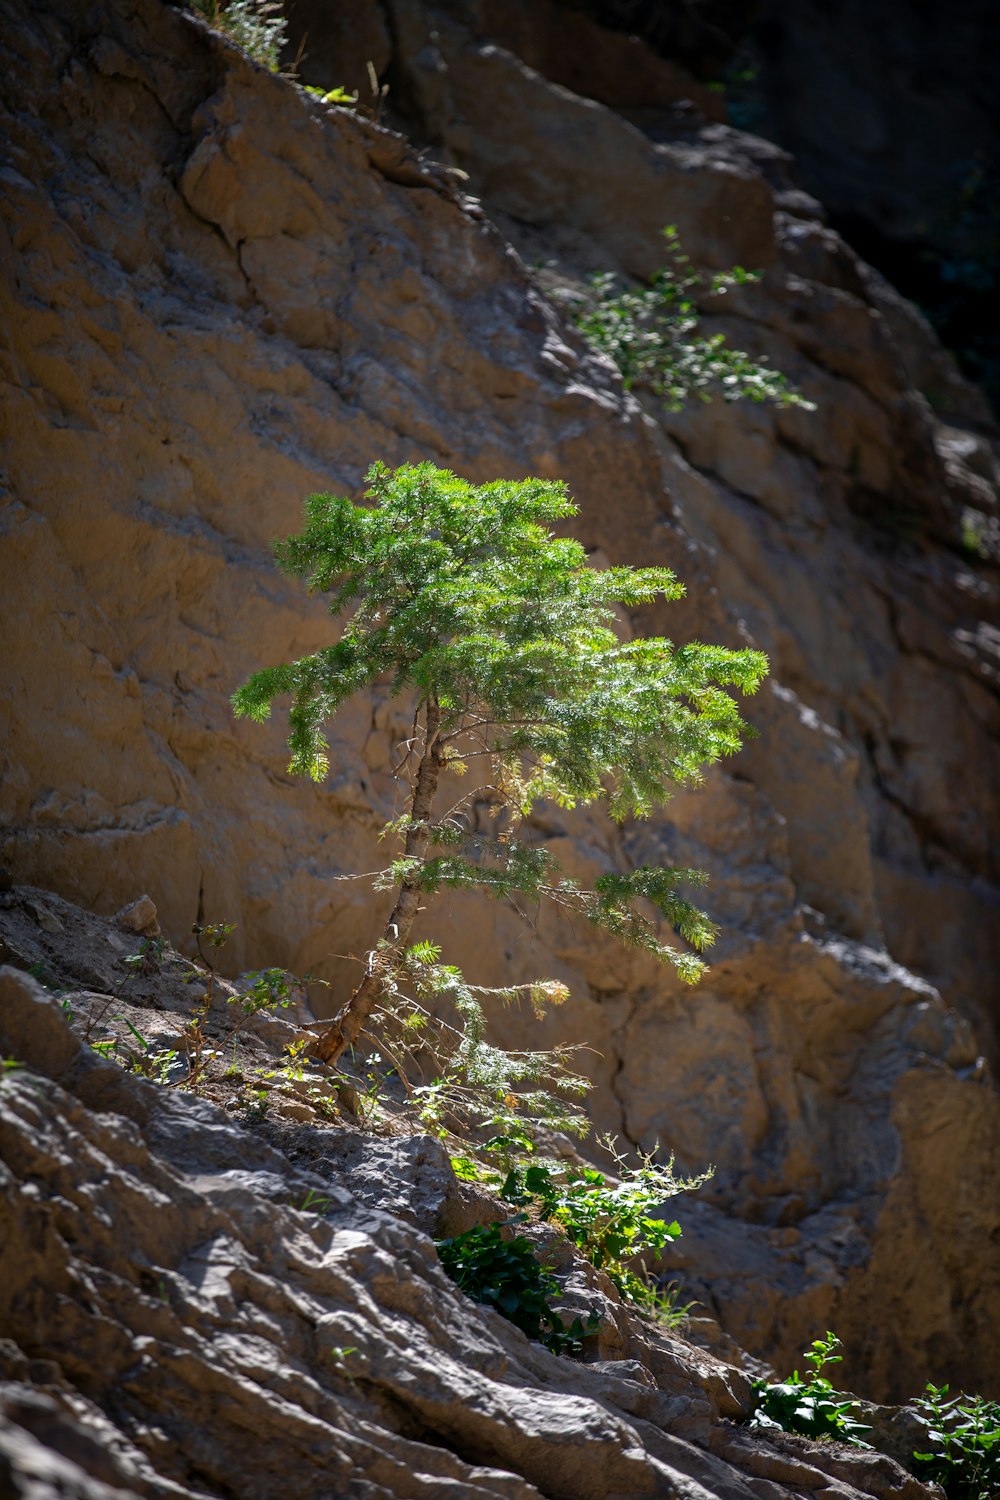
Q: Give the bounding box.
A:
[1,0,999,1404]
[0,907,946,1500]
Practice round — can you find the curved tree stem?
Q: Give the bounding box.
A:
[312,700,443,1066]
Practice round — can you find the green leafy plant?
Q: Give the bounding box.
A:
[299,1187,334,1214]
[450,1154,489,1183]
[257,1038,340,1122]
[748,1332,873,1448]
[910,1383,1000,1500]
[233,461,767,1144]
[192,919,236,966]
[117,1019,182,1085]
[241,1086,271,1121]
[187,952,321,1095]
[304,84,358,107]
[359,1051,394,1121]
[242,975,341,1113]
[652,1280,696,1331]
[87,1015,190,1086]
[436,1222,600,1356]
[227,966,294,1036]
[190,0,287,71]
[123,936,168,978]
[573,226,814,412]
[260,1034,311,1084]
[501,1139,710,1309]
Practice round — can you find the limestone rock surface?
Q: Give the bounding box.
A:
[1,0,999,1401]
[0,953,938,1500]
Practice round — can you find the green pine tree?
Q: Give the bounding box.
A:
[233,462,766,1126]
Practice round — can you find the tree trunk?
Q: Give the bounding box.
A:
[311,700,443,1066]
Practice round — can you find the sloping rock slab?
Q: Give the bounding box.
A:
[0,966,931,1500]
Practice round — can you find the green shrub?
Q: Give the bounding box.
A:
[435,1222,600,1356]
[910,1383,1000,1500]
[748,1333,1000,1496]
[573,226,814,412]
[501,1141,710,1311]
[747,1332,873,1448]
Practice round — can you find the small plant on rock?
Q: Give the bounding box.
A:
[117,1020,183,1086]
[574,226,815,412]
[748,1332,873,1448]
[190,0,288,71]
[436,1222,600,1355]
[501,1138,711,1310]
[233,461,767,1145]
[227,966,295,1037]
[910,1383,1000,1500]
[304,84,358,108]
[123,936,168,978]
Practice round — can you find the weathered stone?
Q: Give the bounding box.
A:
[0,959,944,1500]
[0,966,84,1081]
[23,901,65,938]
[114,894,160,936]
[279,1126,500,1237]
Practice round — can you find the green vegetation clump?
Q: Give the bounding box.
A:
[749,1332,1000,1499]
[500,1142,710,1311]
[574,226,815,412]
[748,1332,873,1448]
[436,1223,600,1356]
[436,1143,705,1347]
[191,0,287,70]
[910,1384,1000,1500]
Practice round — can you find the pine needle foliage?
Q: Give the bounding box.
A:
[233,461,767,1130]
[366,937,591,1144]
